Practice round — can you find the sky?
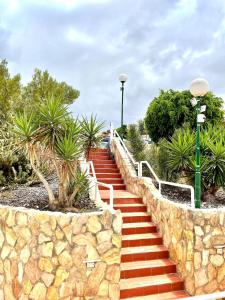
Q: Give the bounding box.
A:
[1,0,225,129]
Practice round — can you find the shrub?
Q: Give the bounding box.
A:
[127,124,145,161]
[0,124,31,185]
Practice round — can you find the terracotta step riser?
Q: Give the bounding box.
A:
[122,226,157,235]
[113,198,143,204]
[99,185,126,190]
[121,264,176,279]
[89,155,109,159]
[92,162,115,165]
[89,150,108,153]
[99,199,140,205]
[123,216,151,223]
[96,174,122,179]
[100,179,124,184]
[122,237,163,247]
[94,169,120,173]
[91,159,113,163]
[94,164,118,168]
[115,206,147,213]
[120,281,184,299]
[121,250,169,262]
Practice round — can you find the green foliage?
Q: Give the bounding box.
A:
[23,69,80,107]
[116,125,128,139]
[204,141,225,190]
[127,124,145,161]
[159,126,225,193]
[145,89,224,143]
[0,60,81,190]
[160,128,195,174]
[138,119,146,135]
[14,97,83,208]
[14,98,103,209]
[81,115,104,158]
[0,124,31,185]
[0,59,21,123]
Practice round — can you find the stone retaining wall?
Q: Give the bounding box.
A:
[0,205,122,300]
[112,138,225,296]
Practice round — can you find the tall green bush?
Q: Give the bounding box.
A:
[127,124,145,161]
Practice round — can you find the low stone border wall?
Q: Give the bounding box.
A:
[112,139,225,296]
[0,204,122,299]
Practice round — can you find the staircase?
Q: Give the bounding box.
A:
[89,148,188,300]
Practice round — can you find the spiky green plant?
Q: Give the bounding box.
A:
[204,141,225,193]
[81,115,104,158]
[160,128,195,177]
[14,97,85,209]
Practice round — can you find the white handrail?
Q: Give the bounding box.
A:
[111,127,195,208]
[114,130,140,170]
[182,291,225,299]
[140,161,195,208]
[88,161,114,210]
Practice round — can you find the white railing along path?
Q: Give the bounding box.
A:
[110,125,195,208]
[88,161,114,210]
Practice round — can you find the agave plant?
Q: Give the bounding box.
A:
[81,115,104,158]
[14,96,86,209]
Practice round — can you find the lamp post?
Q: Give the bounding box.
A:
[190,78,209,208]
[119,74,128,139]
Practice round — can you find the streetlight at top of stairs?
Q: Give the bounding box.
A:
[190,77,209,209]
[119,73,128,140]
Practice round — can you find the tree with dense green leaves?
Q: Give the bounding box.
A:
[145,89,224,143]
[0,60,21,123]
[23,69,80,107]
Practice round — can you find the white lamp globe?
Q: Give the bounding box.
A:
[190,78,209,97]
[119,73,128,83]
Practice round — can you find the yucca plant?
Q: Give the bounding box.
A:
[204,141,225,194]
[160,128,195,179]
[14,96,87,209]
[81,115,104,158]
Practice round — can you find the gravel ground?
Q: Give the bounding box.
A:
[0,177,99,213]
[161,184,225,209]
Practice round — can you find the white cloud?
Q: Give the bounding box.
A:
[1,0,225,127]
[66,28,94,45]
